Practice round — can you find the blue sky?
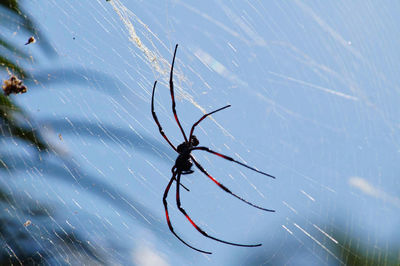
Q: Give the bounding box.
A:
[7,1,400,265]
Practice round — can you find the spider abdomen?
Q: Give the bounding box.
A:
[175,153,193,173]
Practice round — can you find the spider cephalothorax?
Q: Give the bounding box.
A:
[151,44,275,254]
[177,135,199,154]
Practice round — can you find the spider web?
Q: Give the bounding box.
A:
[2,0,399,265]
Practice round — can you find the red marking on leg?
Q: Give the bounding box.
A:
[185,214,199,230]
[208,174,220,185]
[165,210,170,222]
[216,152,232,161]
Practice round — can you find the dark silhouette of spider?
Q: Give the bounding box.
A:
[151,44,275,254]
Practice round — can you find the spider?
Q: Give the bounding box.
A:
[151,44,275,254]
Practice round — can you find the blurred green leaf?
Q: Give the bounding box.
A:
[0,36,30,59]
[0,55,25,76]
[0,1,180,264]
[0,1,103,264]
[0,0,20,13]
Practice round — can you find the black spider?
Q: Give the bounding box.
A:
[151,44,275,254]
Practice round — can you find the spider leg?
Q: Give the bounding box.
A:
[175,171,262,247]
[169,44,188,142]
[192,146,275,179]
[163,170,211,254]
[171,166,190,192]
[189,105,231,141]
[151,81,178,152]
[191,156,275,212]
[174,177,190,192]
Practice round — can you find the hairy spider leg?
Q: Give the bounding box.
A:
[191,157,275,212]
[193,146,276,179]
[163,170,211,254]
[169,44,188,143]
[151,81,177,152]
[188,105,231,141]
[176,171,262,248]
